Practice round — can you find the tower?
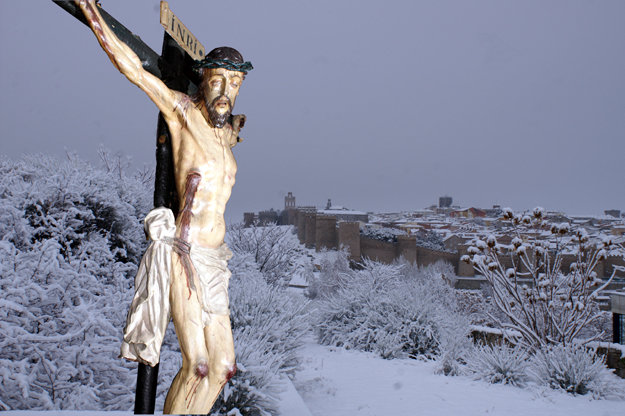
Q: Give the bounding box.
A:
[285,192,296,210]
[439,196,452,208]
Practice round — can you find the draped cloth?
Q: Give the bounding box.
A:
[120,207,176,367]
[120,207,234,367]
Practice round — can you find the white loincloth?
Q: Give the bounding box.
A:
[191,243,233,325]
[119,207,233,367]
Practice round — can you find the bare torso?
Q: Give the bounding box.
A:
[169,96,239,248]
[74,0,243,251]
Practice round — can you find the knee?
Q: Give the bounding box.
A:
[195,360,209,378]
[225,362,237,382]
[182,357,209,379]
[215,359,237,383]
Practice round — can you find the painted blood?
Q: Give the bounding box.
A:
[178,172,201,298]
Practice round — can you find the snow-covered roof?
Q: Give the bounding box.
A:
[319,209,368,216]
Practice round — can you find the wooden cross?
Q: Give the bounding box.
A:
[53,1,205,413]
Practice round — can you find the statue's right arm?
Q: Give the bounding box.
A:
[76,0,181,123]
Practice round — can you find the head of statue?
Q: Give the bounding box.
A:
[194,47,253,128]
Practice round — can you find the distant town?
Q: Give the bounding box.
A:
[244,193,625,287]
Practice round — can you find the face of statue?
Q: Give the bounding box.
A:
[202,67,244,128]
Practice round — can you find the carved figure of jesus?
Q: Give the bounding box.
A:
[76,1,251,413]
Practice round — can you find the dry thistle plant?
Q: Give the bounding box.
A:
[462,207,624,349]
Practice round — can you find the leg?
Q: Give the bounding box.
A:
[163,255,212,414]
[203,314,237,409]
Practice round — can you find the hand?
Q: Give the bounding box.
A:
[232,114,246,132]
[75,0,97,15]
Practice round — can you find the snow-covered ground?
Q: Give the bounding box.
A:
[291,341,625,416]
[4,339,625,416]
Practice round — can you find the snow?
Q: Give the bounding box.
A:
[2,413,134,416]
[13,340,625,416]
[277,376,314,416]
[319,209,368,216]
[292,341,625,416]
[586,341,625,358]
[470,325,521,338]
[1,379,314,416]
[3,155,625,415]
[288,271,310,288]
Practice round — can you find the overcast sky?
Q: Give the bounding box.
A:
[1,0,624,221]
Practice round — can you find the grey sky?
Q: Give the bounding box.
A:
[1,0,624,221]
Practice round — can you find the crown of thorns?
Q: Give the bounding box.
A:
[193,58,254,74]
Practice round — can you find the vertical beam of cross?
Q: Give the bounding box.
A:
[52,1,201,413]
[153,30,199,216]
[136,32,197,412]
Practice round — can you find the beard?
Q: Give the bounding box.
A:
[207,96,232,128]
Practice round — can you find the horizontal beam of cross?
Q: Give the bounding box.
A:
[53,0,199,90]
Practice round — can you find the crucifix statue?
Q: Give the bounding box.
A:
[57,1,252,413]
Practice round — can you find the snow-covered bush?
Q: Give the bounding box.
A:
[467,344,528,386]
[413,229,448,252]
[436,315,472,376]
[0,154,312,414]
[315,259,470,361]
[306,248,351,299]
[529,343,624,398]
[211,252,310,416]
[403,261,472,374]
[455,289,501,327]
[360,224,406,242]
[463,207,625,348]
[420,259,457,288]
[227,222,309,287]
[0,154,151,410]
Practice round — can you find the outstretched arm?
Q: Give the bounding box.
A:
[76,0,182,122]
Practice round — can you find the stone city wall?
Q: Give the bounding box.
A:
[290,209,625,280]
[397,235,417,263]
[416,246,459,272]
[296,212,422,264]
[316,215,338,251]
[304,213,317,248]
[295,212,416,264]
[338,221,361,260]
[360,237,399,264]
[296,211,306,242]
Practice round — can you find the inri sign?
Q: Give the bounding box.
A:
[159,1,206,61]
